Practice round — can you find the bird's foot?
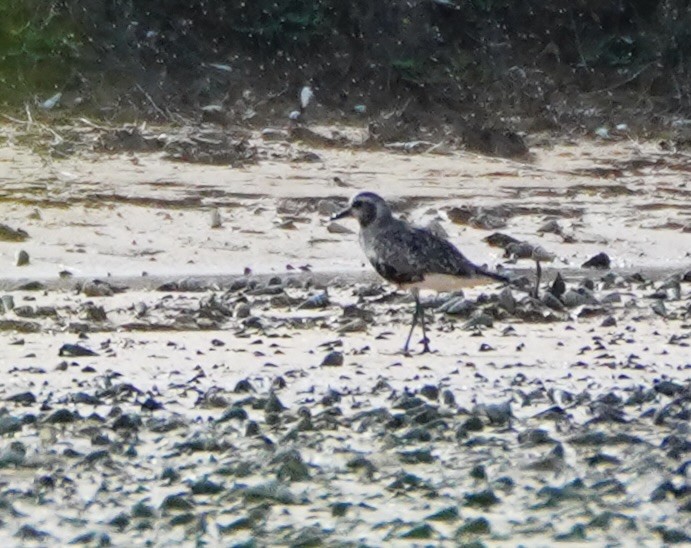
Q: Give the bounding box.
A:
[400,339,432,356]
[420,337,432,354]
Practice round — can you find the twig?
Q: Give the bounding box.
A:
[135,83,169,120]
[24,103,34,125]
[1,114,29,125]
[569,10,589,71]
[582,62,655,96]
[77,117,113,131]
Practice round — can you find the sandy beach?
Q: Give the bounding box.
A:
[0,124,689,545]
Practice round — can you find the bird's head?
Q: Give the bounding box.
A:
[331,191,391,227]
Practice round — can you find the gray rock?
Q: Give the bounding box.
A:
[652,300,667,318]
[498,287,516,313]
[234,302,251,319]
[582,252,611,269]
[13,306,36,318]
[0,224,29,242]
[464,311,494,329]
[321,351,344,367]
[210,208,222,229]
[317,199,341,217]
[82,280,114,297]
[542,292,564,311]
[15,250,29,266]
[1,295,15,312]
[440,297,476,316]
[338,318,367,333]
[562,289,587,308]
[537,219,562,234]
[601,292,622,304]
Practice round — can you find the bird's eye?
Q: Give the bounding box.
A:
[352,201,361,209]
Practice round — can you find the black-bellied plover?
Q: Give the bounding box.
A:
[332,191,509,354]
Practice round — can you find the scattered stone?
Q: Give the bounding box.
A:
[483,232,520,249]
[456,517,491,536]
[59,344,98,357]
[440,297,475,316]
[400,523,435,539]
[0,415,23,436]
[233,302,251,319]
[550,273,566,298]
[1,295,15,312]
[297,291,330,309]
[338,318,367,333]
[46,409,78,424]
[81,303,107,322]
[15,524,51,541]
[0,224,29,242]
[562,289,587,308]
[582,252,611,269]
[498,287,516,313]
[6,391,36,405]
[210,208,222,229]
[15,250,29,266]
[81,280,114,297]
[601,315,617,327]
[538,219,562,234]
[542,292,565,311]
[463,489,500,508]
[320,351,344,367]
[652,300,667,317]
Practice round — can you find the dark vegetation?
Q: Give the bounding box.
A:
[3,0,691,130]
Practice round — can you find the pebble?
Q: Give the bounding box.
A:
[582,252,611,269]
[82,280,114,297]
[1,295,15,312]
[338,318,367,333]
[234,302,251,319]
[320,351,344,367]
[498,287,516,313]
[542,292,564,311]
[440,297,476,316]
[15,250,29,266]
[538,219,562,234]
[297,291,329,309]
[464,311,494,329]
[0,224,29,242]
[81,303,107,322]
[601,291,622,304]
[651,300,667,317]
[210,208,222,228]
[59,343,98,357]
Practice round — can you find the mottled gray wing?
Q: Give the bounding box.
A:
[363,221,503,284]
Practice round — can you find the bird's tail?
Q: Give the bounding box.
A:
[476,267,510,284]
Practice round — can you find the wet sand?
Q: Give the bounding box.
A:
[0,124,689,545]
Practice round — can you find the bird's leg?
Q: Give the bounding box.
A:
[533,260,542,299]
[403,289,420,355]
[418,295,431,354]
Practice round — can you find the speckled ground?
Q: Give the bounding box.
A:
[0,124,689,546]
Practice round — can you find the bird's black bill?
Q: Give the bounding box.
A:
[330,207,352,221]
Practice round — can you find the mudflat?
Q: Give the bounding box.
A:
[0,124,689,545]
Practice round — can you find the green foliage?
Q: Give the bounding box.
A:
[229,0,331,50]
[0,0,79,101]
[2,0,691,110]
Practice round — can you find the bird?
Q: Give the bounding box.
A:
[331,191,509,354]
